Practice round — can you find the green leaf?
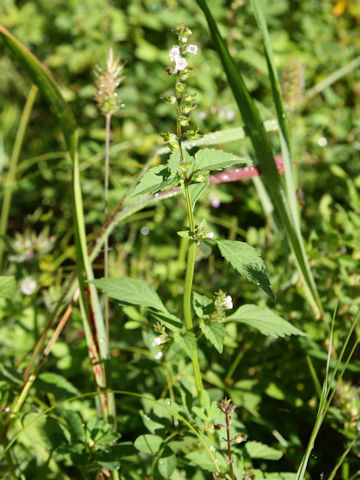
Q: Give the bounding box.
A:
[0,276,16,299]
[134,434,163,454]
[199,320,225,353]
[63,410,84,442]
[149,310,183,332]
[245,440,283,460]
[94,277,167,312]
[174,332,197,360]
[216,240,274,299]
[158,451,177,478]
[130,165,175,197]
[226,304,305,338]
[196,0,322,316]
[188,182,209,209]
[193,148,249,172]
[193,292,214,318]
[37,372,80,397]
[186,449,227,471]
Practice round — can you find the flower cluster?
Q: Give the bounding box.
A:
[162,25,200,155]
[94,48,125,116]
[152,323,168,360]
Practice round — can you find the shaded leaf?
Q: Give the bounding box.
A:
[199,320,225,353]
[174,332,197,359]
[193,292,214,318]
[227,304,305,338]
[134,434,163,454]
[149,310,182,332]
[217,240,274,299]
[130,165,175,197]
[158,451,177,478]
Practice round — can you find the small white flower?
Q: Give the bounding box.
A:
[169,46,181,62]
[152,336,164,347]
[20,277,37,296]
[206,232,215,239]
[223,295,233,310]
[186,44,199,55]
[155,351,163,360]
[175,56,188,71]
[226,109,235,121]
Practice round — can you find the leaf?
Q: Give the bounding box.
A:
[199,320,225,353]
[216,240,274,299]
[174,332,197,360]
[226,304,305,338]
[134,434,163,454]
[149,310,183,332]
[63,410,84,442]
[187,182,209,209]
[193,292,214,318]
[196,0,322,316]
[37,372,80,397]
[94,277,167,313]
[130,165,175,197]
[158,451,177,478]
[245,440,283,460]
[167,151,182,176]
[0,276,16,299]
[186,449,227,471]
[193,148,249,172]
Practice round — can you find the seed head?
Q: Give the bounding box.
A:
[95,48,125,116]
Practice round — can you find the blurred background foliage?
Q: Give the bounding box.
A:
[0,0,360,478]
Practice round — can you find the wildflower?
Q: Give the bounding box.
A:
[210,195,221,208]
[20,277,37,295]
[186,44,199,55]
[206,232,215,239]
[155,351,163,360]
[175,56,188,72]
[169,46,180,62]
[152,336,165,347]
[224,295,233,310]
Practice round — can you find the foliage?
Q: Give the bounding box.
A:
[0,1,360,479]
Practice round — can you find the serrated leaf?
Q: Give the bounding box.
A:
[217,240,274,299]
[130,165,175,198]
[174,332,197,359]
[94,277,167,313]
[245,440,283,460]
[226,304,305,338]
[199,320,225,353]
[158,451,177,478]
[193,292,214,318]
[134,434,163,454]
[194,148,249,172]
[0,276,16,299]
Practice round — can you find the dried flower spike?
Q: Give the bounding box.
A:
[94,48,125,116]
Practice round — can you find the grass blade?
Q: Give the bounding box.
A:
[195,0,322,316]
[0,25,110,418]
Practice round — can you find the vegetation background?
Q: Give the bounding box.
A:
[0,0,359,479]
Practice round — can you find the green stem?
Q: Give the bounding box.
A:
[183,182,204,406]
[0,84,38,271]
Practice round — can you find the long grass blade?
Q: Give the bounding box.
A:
[195,0,323,316]
[0,25,110,418]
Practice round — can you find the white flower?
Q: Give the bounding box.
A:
[152,336,164,346]
[175,56,188,71]
[186,44,199,55]
[169,46,181,62]
[206,232,215,239]
[20,277,37,296]
[155,351,163,360]
[223,295,233,310]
